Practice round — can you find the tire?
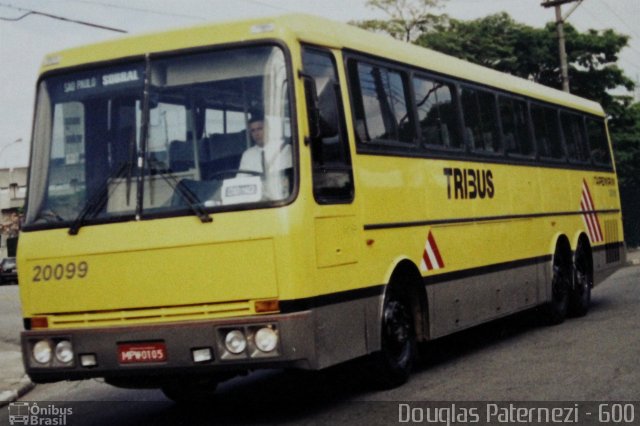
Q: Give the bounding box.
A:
[161,379,218,404]
[569,242,592,317]
[370,285,416,389]
[543,247,571,325]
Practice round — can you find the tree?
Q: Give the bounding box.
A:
[611,101,640,189]
[352,0,448,42]
[417,13,634,110]
[609,101,640,247]
[417,13,544,74]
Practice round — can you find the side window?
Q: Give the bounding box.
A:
[499,96,533,157]
[149,102,186,166]
[561,111,590,163]
[302,47,354,203]
[460,86,501,153]
[205,109,245,134]
[53,102,86,165]
[349,59,414,144]
[586,117,612,167]
[413,76,461,149]
[531,104,564,159]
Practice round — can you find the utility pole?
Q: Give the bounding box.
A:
[541,0,583,93]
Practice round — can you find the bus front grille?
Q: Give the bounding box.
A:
[42,300,254,329]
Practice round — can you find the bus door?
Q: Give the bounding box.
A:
[301,47,363,364]
[302,46,357,268]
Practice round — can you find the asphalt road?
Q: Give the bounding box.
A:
[1,265,639,425]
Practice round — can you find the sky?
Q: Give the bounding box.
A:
[1,0,639,169]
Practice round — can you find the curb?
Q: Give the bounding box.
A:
[0,375,35,408]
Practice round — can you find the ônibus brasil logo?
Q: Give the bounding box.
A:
[8,402,73,425]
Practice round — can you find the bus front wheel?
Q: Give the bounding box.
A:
[370,285,416,389]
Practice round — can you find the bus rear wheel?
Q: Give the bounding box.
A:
[569,242,592,317]
[543,246,571,325]
[370,285,416,389]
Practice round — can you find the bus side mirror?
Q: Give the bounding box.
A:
[301,73,322,145]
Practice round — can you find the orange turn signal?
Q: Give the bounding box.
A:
[254,299,280,313]
[31,316,49,329]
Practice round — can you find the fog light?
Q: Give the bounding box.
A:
[224,330,247,354]
[192,347,213,363]
[255,327,278,352]
[80,354,97,367]
[55,340,74,363]
[33,340,52,364]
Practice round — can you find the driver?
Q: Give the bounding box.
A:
[238,114,291,175]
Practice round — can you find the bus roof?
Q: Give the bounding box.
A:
[39,13,604,116]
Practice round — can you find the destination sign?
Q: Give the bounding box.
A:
[47,63,145,101]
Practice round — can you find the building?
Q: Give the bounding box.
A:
[0,166,27,257]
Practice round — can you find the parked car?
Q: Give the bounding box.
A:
[0,257,17,284]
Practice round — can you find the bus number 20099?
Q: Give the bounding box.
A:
[33,261,88,282]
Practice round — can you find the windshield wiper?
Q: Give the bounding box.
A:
[68,162,129,235]
[147,158,212,223]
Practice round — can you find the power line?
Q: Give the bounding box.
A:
[594,2,640,61]
[237,0,296,13]
[591,1,640,60]
[59,0,204,21]
[574,0,601,26]
[0,2,127,32]
[579,0,640,76]
[585,1,640,77]
[596,0,640,40]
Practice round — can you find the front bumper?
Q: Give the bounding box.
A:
[21,311,314,384]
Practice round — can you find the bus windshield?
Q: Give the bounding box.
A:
[26,45,293,229]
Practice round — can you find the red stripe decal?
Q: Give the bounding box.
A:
[580,180,603,242]
[580,199,596,240]
[422,248,433,270]
[428,231,445,268]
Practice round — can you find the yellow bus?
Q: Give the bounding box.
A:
[19,14,625,400]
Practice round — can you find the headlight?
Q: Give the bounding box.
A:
[33,340,52,364]
[255,327,278,353]
[55,340,74,363]
[224,330,247,354]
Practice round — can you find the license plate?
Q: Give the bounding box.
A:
[118,342,167,364]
